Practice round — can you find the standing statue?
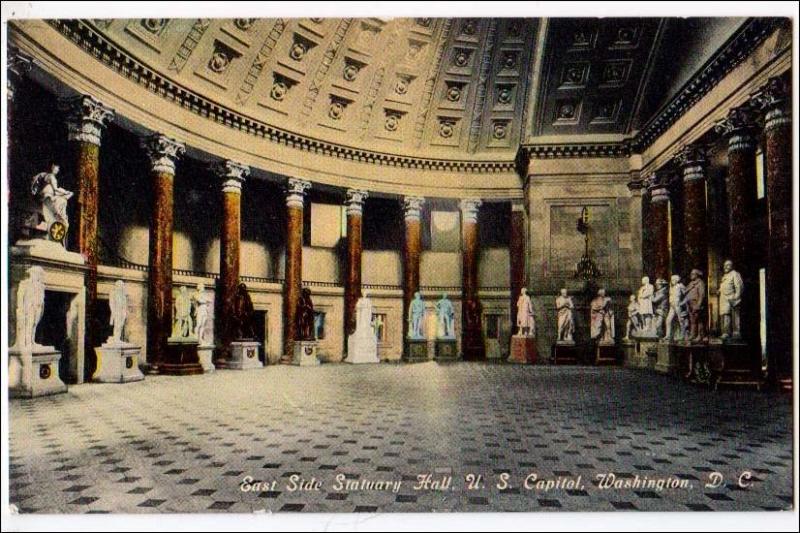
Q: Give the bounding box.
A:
[555,288,574,343]
[192,282,213,345]
[109,280,128,343]
[464,299,483,338]
[230,282,256,340]
[435,293,455,339]
[14,266,46,349]
[624,294,641,340]
[516,288,535,337]
[651,278,670,337]
[355,291,375,337]
[408,292,425,339]
[684,269,707,342]
[664,275,689,341]
[296,288,315,341]
[719,259,743,340]
[372,314,385,341]
[590,288,615,344]
[172,286,194,338]
[30,163,73,240]
[637,277,655,334]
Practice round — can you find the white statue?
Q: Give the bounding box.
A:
[193,282,213,345]
[435,293,455,339]
[346,291,379,364]
[14,266,46,349]
[555,288,574,343]
[651,278,669,337]
[31,163,73,238]
[516,288,535,337]
[407,292,425,339]
[109,280,128,343]
[590,288,615,344]
[719,259,744,341]
[637,276,654,333]
[624,294,641,340]
[663,275,689,341]
[172,286,194,338]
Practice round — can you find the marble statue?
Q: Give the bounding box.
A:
[408,292,425,339]
[109,280,128,343]
[296,288,315,341]
[192,282,213,346]
[230,282,256,340]
[516,288,535,337]
[14,266,45,349]
[346,291,379,364]
[555,288,574,343]
[664,275,689,341]
[172,286,194,338]
[624,294,641,340]
[355,292,375,336]
[685,269,707,342]
[590,289,614,344]
[652,278,670,337]
[719,259,743,340]
[636,277,654,333]
[30,163,73,237]
[435,293,455,339]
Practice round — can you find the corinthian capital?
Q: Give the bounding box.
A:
[751,76,791,132]
[459,198,482,223]
[212,160,250,193]
[142,134,186,176]
[714,105,757,152]
[402,196,425,222]
[673,144,707,182]
[286,178,311,209]
[63,95,115,146]
[344,189,369,216]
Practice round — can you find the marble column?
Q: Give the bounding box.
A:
[282,178,311,359]
[715,105,759,344]
[753,77,792,385]
[402,197,425,341]
[645,172,671,281]
[213,160,250,360]
[674,144,709,276]
[143,135,185,369]
[460,199,483,360]
[344,189,368,339]
[65,95,115,377]
[627,175,644,277]
[509,200,526,334]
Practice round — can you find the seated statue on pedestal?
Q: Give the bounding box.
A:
[30,163,73,243]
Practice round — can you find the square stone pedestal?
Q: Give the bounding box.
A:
[655,341,679,374]
[346,331,379,364]
[162,339,204,375]
[435,339,459,361]
[9,346,67,398]
[552,342,580,365]
[403,338,429,363]
[624,337,660,370]
[293,340,320,366]
[706,340,762,390]
[595,343,618,365]
[93,342,144,383]
[228,341,263,370]
[508,336,536,364]
[197,345,216,373]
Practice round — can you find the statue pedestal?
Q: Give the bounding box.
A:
[9,345,67,398]
[197,345,216,373]
[346,330,379,364]
[508,336,536,364]
[655,341,678,374]
[292,340,320,366]
[93,341,144,383]
[552,342,579,365]
[594,342,618,365]
[435,338,459,361]
[705,340,762,390]
[626,336,660,369]
[228,341,263,370]
[162,338,204,375]
[403,338,428,363]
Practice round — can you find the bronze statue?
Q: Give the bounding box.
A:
[229,282,256,340]
[296,288,315,341]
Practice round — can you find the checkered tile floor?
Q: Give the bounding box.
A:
[8,364,793,513]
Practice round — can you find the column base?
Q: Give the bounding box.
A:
[161,340,204,375]
[551,343,580,365]
[198,345,216,373]
[293,340,320,366]
[225,341,263,370]
[508,336,536,364]
[435,339,459,362]
[93,342,145,383]
[9,346,68,398]
[403,338,429,363]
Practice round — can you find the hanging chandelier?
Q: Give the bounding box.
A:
[574,206,602,281]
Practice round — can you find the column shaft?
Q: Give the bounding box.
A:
[460,199,483,360]
[402,197,424,341]
[344,190,368,338]
[282,179,310,359]
[646,175,671,281]
[509,202,526,334]
[147,170,175,366]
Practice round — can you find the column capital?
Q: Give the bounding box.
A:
[714,105,757,152]
[286,178,311,208]
[751,76,791,132]
[63,95,115,146]
[402,196,425,222]
[142,134,185,176]
[627,171,644,196]
[212,160,250,194]
[645,171,671,203]
[459,198,482,223]
[344,189,369,216]
[673,144,707,183]
[7,47,34,102]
